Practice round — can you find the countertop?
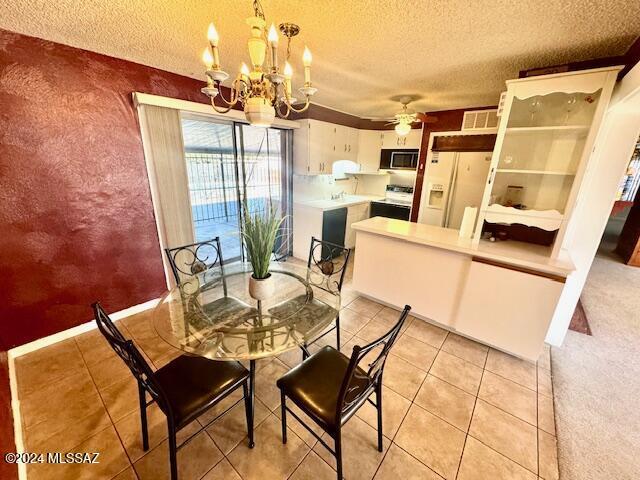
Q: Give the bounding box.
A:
[352,217,575,276]
[294,194,384,211]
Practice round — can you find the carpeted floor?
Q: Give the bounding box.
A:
[552,219,640,479]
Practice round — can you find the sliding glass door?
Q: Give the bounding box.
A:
[180,115,292,262]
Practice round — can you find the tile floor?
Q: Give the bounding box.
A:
[14,287,559,480]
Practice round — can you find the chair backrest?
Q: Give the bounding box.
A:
[306,237,351,295]
[335,305,411,423]
[92,302,170,414]
[165,237,227,293]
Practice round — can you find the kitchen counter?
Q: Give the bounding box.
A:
[351,217,575,361]
[352,216,574,277]
[294,194,384,211]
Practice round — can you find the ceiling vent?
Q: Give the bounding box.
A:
[462,109,499,131]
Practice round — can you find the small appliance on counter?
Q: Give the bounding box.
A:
[370,184,414,220]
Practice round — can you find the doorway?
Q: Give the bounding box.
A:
[180,115,292,262]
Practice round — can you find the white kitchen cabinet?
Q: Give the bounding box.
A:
[332,125,359,162]
[293,119,335,175]
[344,203,370,248]
[473,67,621,257]
[454,258,565,361]
[381,128,422,149]
[357,130,384,172]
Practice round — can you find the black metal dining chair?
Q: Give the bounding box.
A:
[276,305,411,480]
[269,237,351,359]
[92,302,252,480]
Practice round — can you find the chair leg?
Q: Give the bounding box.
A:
[242,380,254,448]
[138,382,149,451]
[168,421,178,480]
[301,344,309,360]
[335,429,343,480]
[280,392,287,444]
[376,381,383,452]
[335,314,341,349]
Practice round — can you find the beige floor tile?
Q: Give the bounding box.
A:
[381,354,427,400]
[537,366,553,398]
[277,347,304,369]
[441,333,489,368]
[201,459,242,480]
[469,400,538,474]
[228,414,310,480]
[255,359,290,411]
[372,307,414,330]
[87,353,132,390]
[24,407,112,453]
[394,404,465,480]
[134,431,223,480]
[207,399,271,455]
[75,329,119,366]
[373,444,442,480]
[390,334,438,372]
[197,388,244,427]
[346,296,385,318]
[274,400,323,448]
[20,368,99,428]
[289,451,336,480]
[537,344,551,371]
[485,349,537,391]
[28,426,130,480]
[356,385,412,439]
[357,320,394,343]
[100,375,140,422]
[115,402,169,462]
[478,371,537,425]
[404,319,448,349]
[414,375,476,432]
[430,351,483,395]
[314,415,389,480]
[457,436,537,480]
[16,339,86,397]
[112,466,138,480]
[339,307,372,335]
[538,393,556,435]
[538,429,559,480]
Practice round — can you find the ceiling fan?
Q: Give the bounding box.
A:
[383,96,437,136]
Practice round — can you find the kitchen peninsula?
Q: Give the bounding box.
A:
[351,217,574,360]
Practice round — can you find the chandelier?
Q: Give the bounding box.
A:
[200,0,317,127]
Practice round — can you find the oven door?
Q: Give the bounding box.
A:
[370,201,411,220]
[390,151,418,169]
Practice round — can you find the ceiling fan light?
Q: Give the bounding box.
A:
[395,122,411,136]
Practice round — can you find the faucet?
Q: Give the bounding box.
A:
[331,191,346,200]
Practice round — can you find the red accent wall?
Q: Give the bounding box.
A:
[0,29,214,348]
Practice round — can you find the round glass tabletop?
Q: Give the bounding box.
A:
[153,262,341,360]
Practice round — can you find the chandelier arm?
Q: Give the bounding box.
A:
[210,98,234,114]
[215,80,239,107]
[275,99,291,118]
[285,96,311,113]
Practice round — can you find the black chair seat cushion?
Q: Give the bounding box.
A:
[268,294,338,339]
[276,345,371,433]
[155,354,249,426]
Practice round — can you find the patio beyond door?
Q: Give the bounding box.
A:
[180,116,291,262]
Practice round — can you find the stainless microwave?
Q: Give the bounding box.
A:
[380,149,419,170]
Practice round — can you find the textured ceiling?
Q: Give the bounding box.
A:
[1,0,639,117]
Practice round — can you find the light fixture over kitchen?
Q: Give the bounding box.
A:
[200,0,317,127]
[389,99,419,137]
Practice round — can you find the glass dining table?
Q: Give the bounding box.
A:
[152,261,341,448]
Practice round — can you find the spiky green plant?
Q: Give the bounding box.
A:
[241,202,286,279]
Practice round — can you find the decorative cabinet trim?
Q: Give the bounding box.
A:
[484,204,563,231]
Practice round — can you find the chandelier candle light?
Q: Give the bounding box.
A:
[200,0,317,127]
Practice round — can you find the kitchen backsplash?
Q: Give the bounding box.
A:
[293,172,414,201]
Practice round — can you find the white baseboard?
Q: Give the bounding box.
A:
[7,297,159,479]
[8,298,160,359]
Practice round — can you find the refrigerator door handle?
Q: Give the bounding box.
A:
[443,153,460,228]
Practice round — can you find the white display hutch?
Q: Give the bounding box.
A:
[473,67,622,258]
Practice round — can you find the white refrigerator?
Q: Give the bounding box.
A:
[420,151,492,229]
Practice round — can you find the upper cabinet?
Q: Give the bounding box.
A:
[293,119,360,175]
[357,130,384,172]
[382,128,423,149]
[474,67,622,257]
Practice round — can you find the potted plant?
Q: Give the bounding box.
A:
[241,201,286,301]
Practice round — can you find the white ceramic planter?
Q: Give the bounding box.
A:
[248,273,274,301]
